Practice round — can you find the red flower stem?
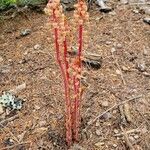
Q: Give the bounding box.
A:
[63,39,70,85]
[53,9,72,146]
[63,39,72,145]
[73,24,83,141]
[72,75,77,139]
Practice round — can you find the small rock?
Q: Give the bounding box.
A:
[143,72,150,77]
[112,109,117,114]
[114,129,119,134]
[100,7,112,13]
[98,0,112,13]
[101,101,109,107]
[102,112,112,120]
[0,105,4,114]
[20,29,31,36]
[109,11,116,16]
[116,69,121,75]
[0,56,3,63]
[95,17,103,21]
[113,144,117,148]
[111,47,116,53]
[132,9,139,14]
[134,135,139,139]
[95,142,105,147]
[137,62,146,72]
[95,129,101,136]
[116,137,120,140]
[34,44,41,50]
[8,59,12,62]
[122,66,129,71]
[143,17,150,25]
[116,43,122,49]
[4,138,14,146]
[105,41,112,45]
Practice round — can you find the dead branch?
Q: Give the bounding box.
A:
[114,129,141,137]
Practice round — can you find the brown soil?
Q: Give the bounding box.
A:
[0,2,150,150]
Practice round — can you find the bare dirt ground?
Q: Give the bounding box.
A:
[0,1,150,150]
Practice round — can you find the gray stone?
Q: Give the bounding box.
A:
[143,17,150,25]
[137,62,146,72]
[102,112,112,120]
[20,29,31,36]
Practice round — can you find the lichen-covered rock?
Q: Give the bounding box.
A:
[0,92,23,110]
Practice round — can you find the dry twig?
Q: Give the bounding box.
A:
[0,114,19,125]
[1,141,30,150]
[120,126,134,150]
[0,123,19,143]
[84,95,142,130]
[114,128,141,137]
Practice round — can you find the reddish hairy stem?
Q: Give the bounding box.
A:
[53,9,72,145]
[73,24,83,141]
[54,28,72,145]
[63,39,72,145]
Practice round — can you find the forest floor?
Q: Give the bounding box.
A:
[0,1,150,150]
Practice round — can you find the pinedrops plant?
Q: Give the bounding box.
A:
[44,0,89,146]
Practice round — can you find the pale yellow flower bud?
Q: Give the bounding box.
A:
[53,22,58,28]
[78,19,83,25]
